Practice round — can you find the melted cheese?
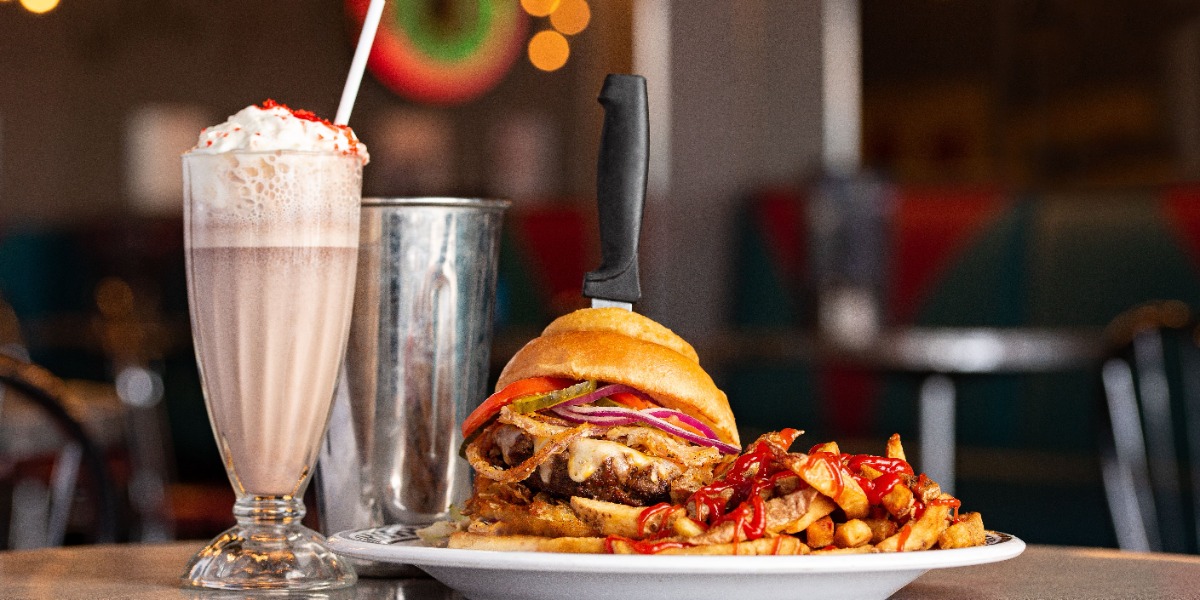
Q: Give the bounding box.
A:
[494,424,526,463]
[530,436,677,484]
[567,438,654,482]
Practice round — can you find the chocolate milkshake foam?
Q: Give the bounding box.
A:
[183,101,368,497]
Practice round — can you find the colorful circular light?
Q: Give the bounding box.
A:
[527,29,568,72]
[520,0,560,18]
[346,0,530,105]
[549,0,589,35]
[20,0,59,13]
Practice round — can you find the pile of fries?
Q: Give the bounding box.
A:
[449,429,987,555]
[595,429,986,554]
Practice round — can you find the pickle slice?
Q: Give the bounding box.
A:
[510,380,597,414]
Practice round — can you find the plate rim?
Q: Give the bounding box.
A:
[328,528,1026,575]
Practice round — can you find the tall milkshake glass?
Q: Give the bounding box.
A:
[181,147,362,591]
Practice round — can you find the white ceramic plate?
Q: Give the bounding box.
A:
[329,526,1025,600]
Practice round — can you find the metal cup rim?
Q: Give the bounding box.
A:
[362,197,510,210]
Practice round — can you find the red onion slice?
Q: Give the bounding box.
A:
[550,405,637,426]
[644,408,720,440]
[555,404,739,454]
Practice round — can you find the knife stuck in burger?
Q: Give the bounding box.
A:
[440,74,743,551]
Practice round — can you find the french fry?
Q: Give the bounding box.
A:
[671,513,708,538]
[570,496,705,540]
[806,515,835,548]
[912,474,943,505]
[811,545,876,555]
[449,532,606,553]
[569,497,644,538]
[881,481,915,520]
[859,464,885,480]
[862,517,899,544]
[783,452,870,519]
[607,536,809,555]
[938,512,986,549]
[875,493,954,552]
[758,429,806,456]
[886,433,906,461]
[834,519,873,548]
[469,488,598,538]
[770,491,837,535]
[456,431,986,555]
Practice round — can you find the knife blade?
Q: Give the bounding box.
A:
[584,74,648,311]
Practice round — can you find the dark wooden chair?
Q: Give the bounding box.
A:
[1099,301,1200,553]
[0,354,120,545]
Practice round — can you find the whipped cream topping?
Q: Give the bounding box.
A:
[189,100,369,163]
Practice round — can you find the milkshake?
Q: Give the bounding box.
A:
[181,101,368,591]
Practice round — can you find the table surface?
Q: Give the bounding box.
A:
[3,542,1200,599]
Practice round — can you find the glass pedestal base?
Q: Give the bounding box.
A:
[182,496,356,592]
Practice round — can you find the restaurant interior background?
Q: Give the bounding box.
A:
[4,0,1200,552]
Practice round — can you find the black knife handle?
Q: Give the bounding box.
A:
[583,74,647,304]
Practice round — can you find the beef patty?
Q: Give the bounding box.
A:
[492,425,676,506]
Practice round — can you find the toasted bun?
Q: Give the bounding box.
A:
[542,307,700,363]
[496,308,739,446]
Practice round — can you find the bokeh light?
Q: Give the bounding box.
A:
[527,30,569,72]
[520,0,560,18]
[20,0,58,13]
[550,0,590,36]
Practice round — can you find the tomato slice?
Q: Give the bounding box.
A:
[461,376,577,438]
[608,391,655,410]
[607,392,706,435]
[663,415,705,437]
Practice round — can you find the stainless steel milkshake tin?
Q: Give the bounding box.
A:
[316,198,508,555]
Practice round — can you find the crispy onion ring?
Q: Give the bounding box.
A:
[606,425,723,469]
[497,406,573,438]
[466,420,605,483]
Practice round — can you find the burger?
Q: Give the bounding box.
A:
[451,307,740,548]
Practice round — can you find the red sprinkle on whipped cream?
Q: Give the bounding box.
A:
[188,99,368,163]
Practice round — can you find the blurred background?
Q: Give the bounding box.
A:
[4,0,1200,553]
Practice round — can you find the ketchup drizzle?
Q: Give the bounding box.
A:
[688,436,779,523]
[604,536,691,555]
[804,452,845,497]
[852,471,903,505]
[712,492,767,541]
[602,430,953,555]
[845,455,914,477]
[928,496,961,520]
[682,430,803,546]
[636,503,676,539]
[895,522,914,550]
